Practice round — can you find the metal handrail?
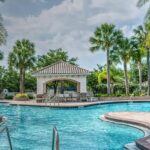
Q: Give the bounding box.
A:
[0,117,13,150]
[52,127,59,150]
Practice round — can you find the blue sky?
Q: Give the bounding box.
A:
[0,0,149,70]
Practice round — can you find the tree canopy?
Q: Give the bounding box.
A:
[36,48,78,68]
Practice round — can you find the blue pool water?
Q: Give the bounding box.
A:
[0,102,150,150]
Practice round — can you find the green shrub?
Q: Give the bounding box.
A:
[27,94,34,99]
[15,93,29,99]
[113,84,125,95]
[5,95,13,99]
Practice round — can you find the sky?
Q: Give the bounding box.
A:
[0,0,149,70]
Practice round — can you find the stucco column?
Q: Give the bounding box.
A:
[80,78,87,93]
[43,83,47,94]
[37,77,45,95]
[77,83,80,93]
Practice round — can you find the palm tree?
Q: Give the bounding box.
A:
[131,26,146,91]
[114,38,132,95]
[89,23,121,95]
[0,0,7,46]
[8,39,36,93]
[0,15,7,45]
[137,0,150,22]
[131,24,150,95]
[0,0,7,59]
[145,23,150,95]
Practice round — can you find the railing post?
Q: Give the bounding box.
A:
[5,127,13,150]
[52,128,55,150]
[0,117,13,150]
[51,127,59,150]
[56,131,59,150]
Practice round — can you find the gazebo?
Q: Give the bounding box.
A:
[33,61,90,95]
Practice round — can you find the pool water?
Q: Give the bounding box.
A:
[0,102,149,150]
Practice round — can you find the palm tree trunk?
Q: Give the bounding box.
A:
[19,68,25,93]
[123,62,129,95]
[20,68,25,93]
[22,68,25,93]
[138,62,142,91]
[147,48,150,96]
[19,68,23,93]
[106,49,111,95]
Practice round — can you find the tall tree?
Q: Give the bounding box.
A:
[114,37,132,95]
[36,48,78,68]
[131,24,150,95]
[145,23,150,95]
[89,23,122,95]
[131,26,146,91]
[0,15,7,45]
[0,0,7,60]
[8,39,36,93]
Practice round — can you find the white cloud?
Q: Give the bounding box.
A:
[1,0,148,70]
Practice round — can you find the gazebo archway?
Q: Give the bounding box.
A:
[33,61,90,95]
[44,78,80,95]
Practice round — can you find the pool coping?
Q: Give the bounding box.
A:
[1,99,150,108]
[101,113,150,150]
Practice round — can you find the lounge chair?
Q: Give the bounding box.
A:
[71,93,79,102]
[63,93,70,102]
[79,93,98,102]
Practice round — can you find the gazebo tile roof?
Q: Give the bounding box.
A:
[33,61,90,75]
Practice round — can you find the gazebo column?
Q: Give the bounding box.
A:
[79,78,87,93]
[37,77,46,95]
[77,83,80,93]
[37,78,43,95]
[43,83,47,94]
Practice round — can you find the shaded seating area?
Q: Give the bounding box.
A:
[36,92,98,103]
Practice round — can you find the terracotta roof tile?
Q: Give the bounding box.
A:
[33,61,90,75]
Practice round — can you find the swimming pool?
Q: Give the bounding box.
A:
[0,102,149,150]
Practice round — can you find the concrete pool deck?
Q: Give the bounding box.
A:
[104,112,150,130]
[1,99,150,108]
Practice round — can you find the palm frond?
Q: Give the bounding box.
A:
[145,6,150,23]
[137,0,149,7]
[90,46,100,52]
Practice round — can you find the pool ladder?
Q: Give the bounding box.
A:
[0,120,13,150]
[52,127,59,150]
[0,121,59,150]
